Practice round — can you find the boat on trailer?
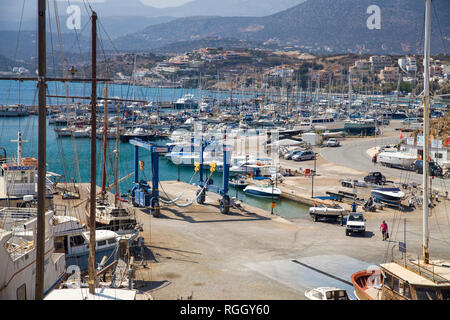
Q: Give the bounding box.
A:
[309,204,347,223]
[371,188,405,205]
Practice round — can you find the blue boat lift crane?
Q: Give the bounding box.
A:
[129,137,232,216]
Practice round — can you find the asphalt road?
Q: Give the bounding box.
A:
[319,136,450,192]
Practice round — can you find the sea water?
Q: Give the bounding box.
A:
[0,80,309,218]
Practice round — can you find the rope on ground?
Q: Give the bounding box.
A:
[159,172,213,208]
[157,171,198,204]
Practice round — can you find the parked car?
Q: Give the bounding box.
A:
[326,138,340,147]
[401,118,421,125]
[345,212,366,236]
[413,160,443,177]
[364,172,386,185]
[292,150,316,161]
[284,148,302,160]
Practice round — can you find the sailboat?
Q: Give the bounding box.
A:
[350,0,450,300]
[85,68,141,240]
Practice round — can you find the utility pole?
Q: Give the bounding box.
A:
[35,0,46,300]
[311,153,317,198]
[88,11,98,295]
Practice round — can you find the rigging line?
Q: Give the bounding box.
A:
[64,0,88,80]
[431,0,448,56]
[65,18,90,54]
[5,0,26,106]
[97,19,122,56]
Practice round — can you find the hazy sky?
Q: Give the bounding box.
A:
[139,0,193,8]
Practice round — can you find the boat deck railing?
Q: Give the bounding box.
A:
[392,258,450,285]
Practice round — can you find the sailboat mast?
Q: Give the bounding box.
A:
[35,0,46,300]
[422,0,431,264]
[88,11,98,294]
[101,68,108,198]
[114,96,120,207]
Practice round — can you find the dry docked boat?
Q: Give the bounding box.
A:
[44,287,137,300]
[0,131,53,208]
[0,207,66,299]
[351,259,450,300]
[371,188,405,205]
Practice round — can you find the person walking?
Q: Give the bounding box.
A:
[380,220,388,241]
[351,201,357,212]
[372,154,377,165]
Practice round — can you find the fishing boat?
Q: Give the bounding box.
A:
[304,287,351,300]
[351,259,450,300]
[44,287,137,300]
[243,184,281,198]
[0,207,66,299]
[52,215,121,272]
[371,188,405,205]
[351,0,450,300]
[0,131,53,208]
[85,200,141,240]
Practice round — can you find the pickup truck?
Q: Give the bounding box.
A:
[325,138,340,147]
[345,212,366,236]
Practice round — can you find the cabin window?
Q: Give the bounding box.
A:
[434,153,442,159]
[415,287,438,300]
[22,171,28,183]
[393,277,400,293]
[97,240,107,247]
[337,290,347,300]
[441,289,450,300]
[54,236,67,254]
[107,239,116,245]
[70,235,85,247]
[16,284,27,300]
[403,282,412,299]
[383,273,393,289]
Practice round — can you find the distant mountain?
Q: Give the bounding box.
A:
[146,0,307,17]
[0,15,175,38]
[0,0,306,22]
[116,0,450,54]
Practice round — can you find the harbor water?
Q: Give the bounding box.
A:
[0,81,309,219]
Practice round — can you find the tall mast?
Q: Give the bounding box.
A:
[101,68,108,199]
[35,0,46,300]
[88,10,98,295]
[11,130,27,164]
[348,71,352,115]
[114,94,120,207]
[422,0,431,264]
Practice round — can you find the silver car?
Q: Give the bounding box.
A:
[292,150,315,161]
